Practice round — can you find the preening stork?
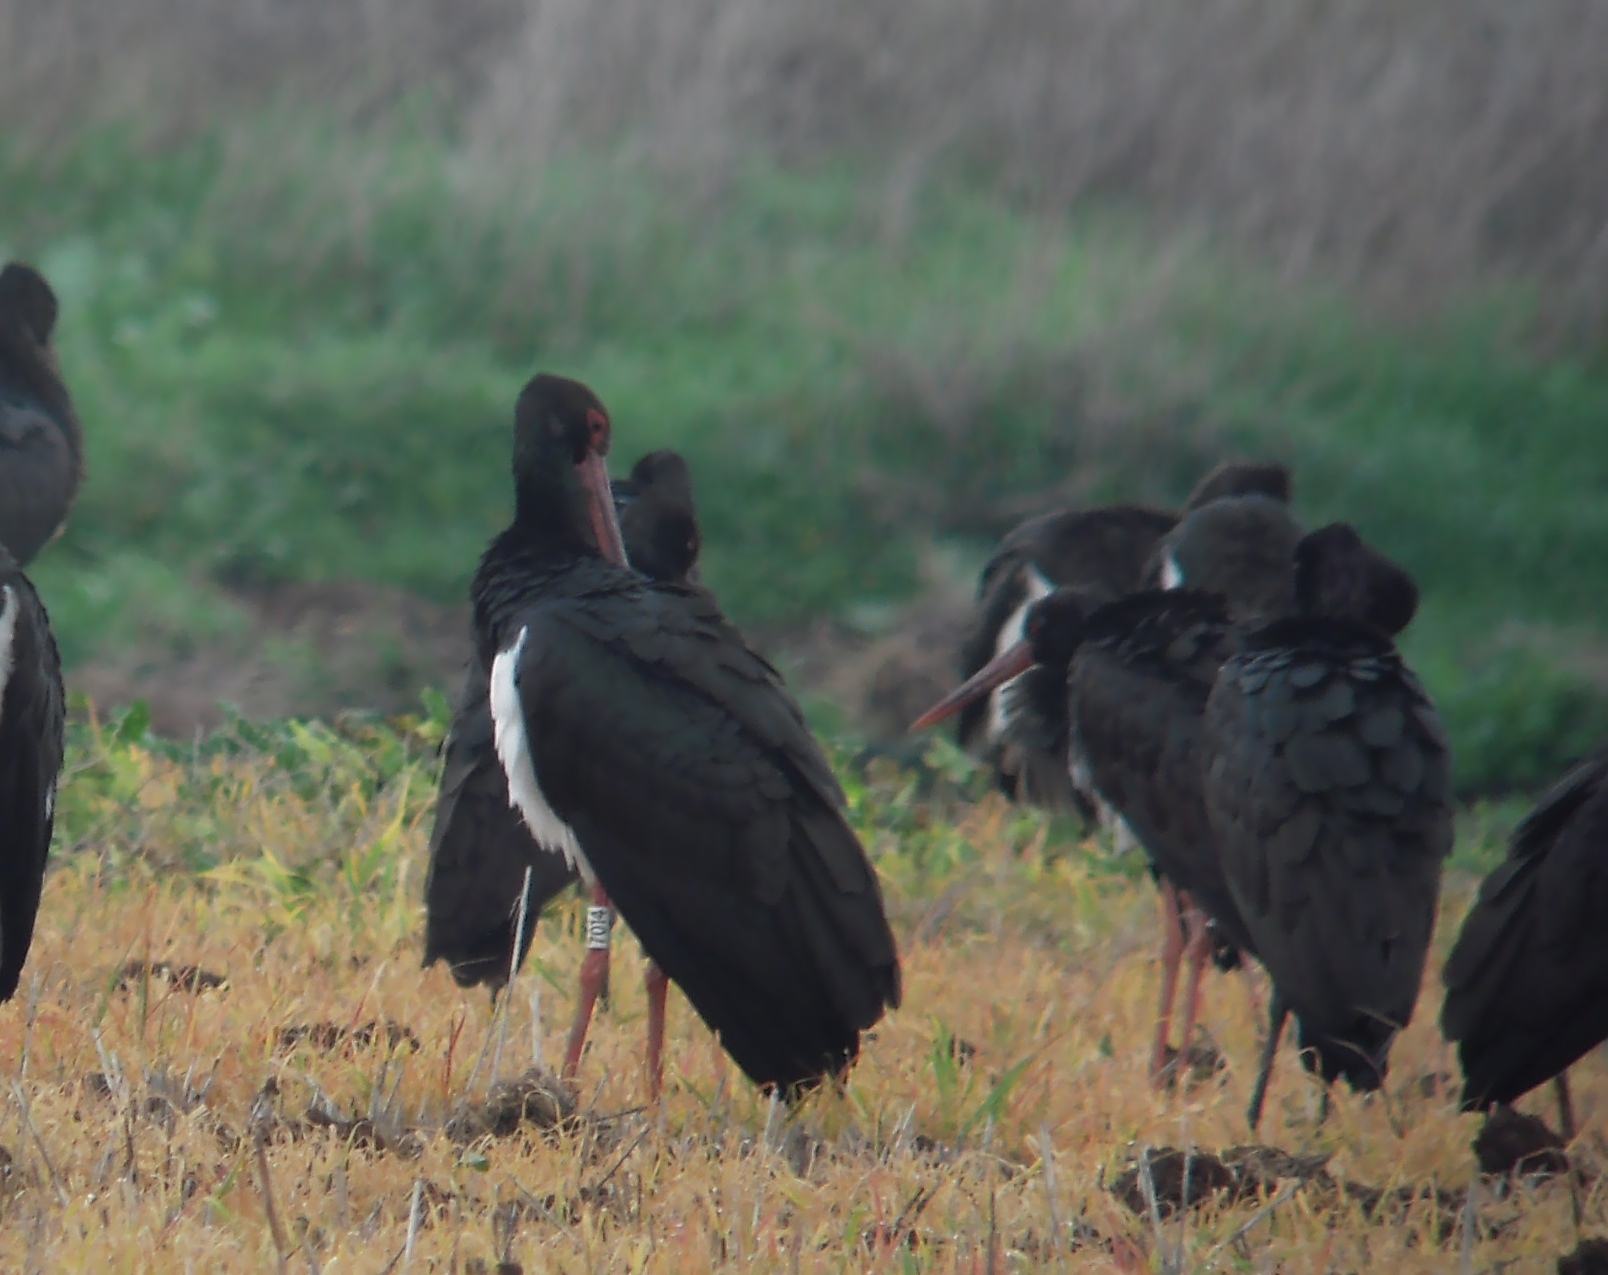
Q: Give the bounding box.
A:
[423,449,704,994]
[469,374,899,1097]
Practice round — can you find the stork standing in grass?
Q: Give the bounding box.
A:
[423,449,704,994]
[468,374,899,1097]
[1205,522,1447,1129]
[0,261,76,1000]
[1442,745,1608,1140]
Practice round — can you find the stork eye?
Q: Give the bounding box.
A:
[585,407,610,453]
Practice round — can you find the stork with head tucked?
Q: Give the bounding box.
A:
[1204,520,1447,1129]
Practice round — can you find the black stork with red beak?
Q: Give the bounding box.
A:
[957,461,1290,819]
[0,262,73,1002]
[0,263,83,565]
[1441,745,1608,1140]
[469,374,900,1097]
[1205,521,1448,1129]
[916,494,1304,1086]
[423,449,704,993]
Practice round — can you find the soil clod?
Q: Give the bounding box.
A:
[445,1069,578,1143]
[116,961,228,992]
[1475,1107,1570,1180]
[276,1020,421,1056]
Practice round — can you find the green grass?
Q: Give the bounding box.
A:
[5,113,1608,792]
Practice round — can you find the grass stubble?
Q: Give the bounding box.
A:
[0,714,1597,1272]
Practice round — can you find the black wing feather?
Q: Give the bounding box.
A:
[1441,747,1608,1109]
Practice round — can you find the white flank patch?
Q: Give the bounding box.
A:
[0,586,17,718]
[1071,752,1140,855]
[489,626,595,883]
[1160,549,1184,591]
[987,566,1053,742]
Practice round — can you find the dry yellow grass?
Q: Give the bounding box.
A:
[4,728,1600,1271]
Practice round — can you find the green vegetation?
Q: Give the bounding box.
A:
[6,114,1607,793]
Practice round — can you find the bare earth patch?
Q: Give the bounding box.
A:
[68,575,972,746]
[70,579,472,736]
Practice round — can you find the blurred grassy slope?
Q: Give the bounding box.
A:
[4,118,1606,792]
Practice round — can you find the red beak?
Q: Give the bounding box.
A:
[909,639,1036,733]
[576,452,629,567]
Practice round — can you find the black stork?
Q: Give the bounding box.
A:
[423,449,704,994]
[956,460,1290,819]
[0,548,63,1002]
[470,373,899,1098]
[1441,745,1608,1141]
[0,262,84,565]
[0,262,72,1002]
[1204,520,1450,1129]
[916,493,1305,1086]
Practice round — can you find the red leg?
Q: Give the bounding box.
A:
[1174,895,1210,1067]
[645,961,669,1102]
[562,881,614,1083]
[1151,879,1186,1086]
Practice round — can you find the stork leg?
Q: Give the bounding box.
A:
[1173,895,1212,1074]
[1246,989,1288,1132]
[1555,1072,1577,1143]
[645,961,669,1102]
[562,881,615,1082]
[1150,879,1187,1086]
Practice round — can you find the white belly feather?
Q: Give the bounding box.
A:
[987,565,1053,742]
[489,625,596,883]
[0,586,18,719]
